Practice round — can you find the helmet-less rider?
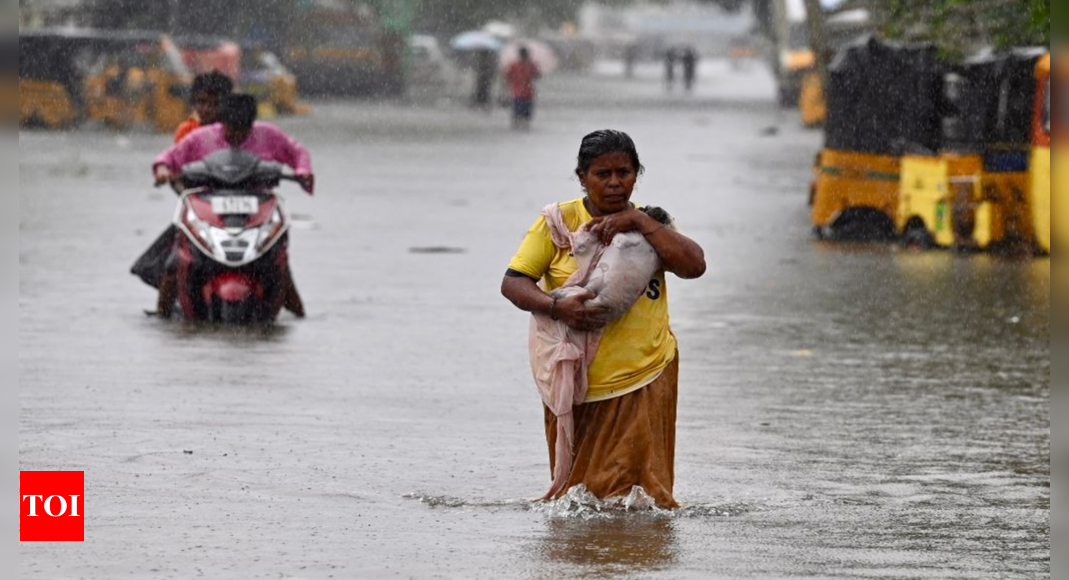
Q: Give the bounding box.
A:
[149,94,315,318]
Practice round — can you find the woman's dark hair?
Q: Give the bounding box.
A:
[192,71,234,100]
[221,94,258,129]
[575,130,644,177]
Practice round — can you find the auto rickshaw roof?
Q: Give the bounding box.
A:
[20,29,183,82]
[20,28,171,46]
[955,49,1047,149]
[825,35,945,156]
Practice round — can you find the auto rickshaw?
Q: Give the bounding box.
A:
[18,33,86,129]
[241,46,308,118]
[795,10,874,127]
[897,49,1046,250]
[812,36,945,240]
[1032,53,1052,254]
[19,30,192,133]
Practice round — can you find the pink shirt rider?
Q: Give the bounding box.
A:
[153,122,314,193]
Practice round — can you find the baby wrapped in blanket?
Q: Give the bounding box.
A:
[530,204,674,500]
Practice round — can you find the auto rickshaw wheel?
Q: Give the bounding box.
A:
[22,113,47,129]
[902,223,936,251]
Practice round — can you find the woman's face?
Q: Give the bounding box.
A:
[579,152,638,216]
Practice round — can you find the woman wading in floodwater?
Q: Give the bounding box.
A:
[502,130,706,509]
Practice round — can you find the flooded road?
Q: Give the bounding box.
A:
[20,64,1049,579]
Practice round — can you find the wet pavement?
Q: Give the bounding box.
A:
[19,62,1049,579]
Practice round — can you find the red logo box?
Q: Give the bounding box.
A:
[20,471,85,542]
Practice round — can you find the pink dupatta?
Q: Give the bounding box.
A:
[528,203,607,500]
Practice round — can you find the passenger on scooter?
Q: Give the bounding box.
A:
[174,71,233,144]
[150,95,313,318]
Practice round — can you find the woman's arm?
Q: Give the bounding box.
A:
[501,273,611,332]
[588,209,707,279]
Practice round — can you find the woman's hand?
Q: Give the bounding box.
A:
[501,275,611,332]
[588,209,656,245]
[589,208,707,280]
[555,290,611,332]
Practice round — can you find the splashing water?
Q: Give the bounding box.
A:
[404,486,757,521]
[531,486,665,519]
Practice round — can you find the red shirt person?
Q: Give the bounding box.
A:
[504,47,541,129]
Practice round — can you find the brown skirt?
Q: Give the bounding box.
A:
[544,354,680,509]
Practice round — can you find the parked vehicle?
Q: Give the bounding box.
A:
[169,149,297,324]
[242,46,306,117]
[812,36,944,240]
[407,34,459,95]
[283,0,403,95]
[19,29,192,132]
[770,0,869,110]
[897,49,1047,251]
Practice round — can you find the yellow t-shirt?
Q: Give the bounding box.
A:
[508,198,677,402]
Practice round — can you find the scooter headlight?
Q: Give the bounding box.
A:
[182,207,216,256]
[256,209,286,252]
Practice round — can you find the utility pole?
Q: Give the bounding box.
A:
[802,0,830,89]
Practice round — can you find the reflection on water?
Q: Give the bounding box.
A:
[532,516,678,579]
[163,320,293,345]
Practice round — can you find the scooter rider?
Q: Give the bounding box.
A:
[151,94,314,318]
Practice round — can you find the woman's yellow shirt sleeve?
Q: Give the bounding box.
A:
[508,216,556,281]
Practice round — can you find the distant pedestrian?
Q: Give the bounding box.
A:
[504,46,541,130]
[473,49,497,110]
[664,48,677,91]
[682,47,699,92]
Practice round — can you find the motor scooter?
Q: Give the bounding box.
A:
[168,148,298,323]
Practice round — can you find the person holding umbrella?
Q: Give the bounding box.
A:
[504,46,541,130]
[450,31,503,111]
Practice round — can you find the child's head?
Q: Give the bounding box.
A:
[191,71,234,125]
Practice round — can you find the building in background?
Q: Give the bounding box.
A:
[578,0,757,60]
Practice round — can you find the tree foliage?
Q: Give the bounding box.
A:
[882,0,1049,54]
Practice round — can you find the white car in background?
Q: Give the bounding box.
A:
[408,34,461,100]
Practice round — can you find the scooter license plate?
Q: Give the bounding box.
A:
[211,196,260,215]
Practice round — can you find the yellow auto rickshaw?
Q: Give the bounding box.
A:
[19,33,85,129]
[241,46,308,118]
[19,30,192,133]
[799,70,826,128]
[812,36,945,241]
[1032,53,1052,254]
[898,49,1047,251]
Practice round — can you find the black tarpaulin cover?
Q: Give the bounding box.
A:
[825,35,945,156]
[957,48,1047,152]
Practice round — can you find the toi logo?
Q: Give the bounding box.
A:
[20,471,85,542]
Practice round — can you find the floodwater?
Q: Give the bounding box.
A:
[20,62,1049,579]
